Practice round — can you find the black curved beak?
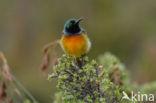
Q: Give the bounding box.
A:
[76,18,83,24]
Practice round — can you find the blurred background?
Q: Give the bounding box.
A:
[0,0,156,102]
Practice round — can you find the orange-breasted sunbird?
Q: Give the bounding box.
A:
[60,18,91,57]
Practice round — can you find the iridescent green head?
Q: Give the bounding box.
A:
[63,18,84,35]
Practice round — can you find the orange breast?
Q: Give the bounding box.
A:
[61,34,87,57]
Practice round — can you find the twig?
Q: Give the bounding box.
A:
[0,52,12,81]
[0,52,38,102]
[42,40,60,54]
[40,40,60,75]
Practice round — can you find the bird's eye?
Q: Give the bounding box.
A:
[71,21,75,24]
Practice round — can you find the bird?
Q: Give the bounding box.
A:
[60,18,91,58]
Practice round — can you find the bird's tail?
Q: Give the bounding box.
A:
[76,57,82,68]
[76,54,86,68]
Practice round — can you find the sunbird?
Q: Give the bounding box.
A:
[60,18,91,58]
[40,18,91,72]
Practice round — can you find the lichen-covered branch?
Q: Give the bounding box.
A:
[49,53,131,103]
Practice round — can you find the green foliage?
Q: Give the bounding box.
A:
[98,52,132,92]
[140,82,156,94]
[2,51,156,103]
[49,53,132,103]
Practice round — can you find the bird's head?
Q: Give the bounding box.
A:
[63,18,84,35]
